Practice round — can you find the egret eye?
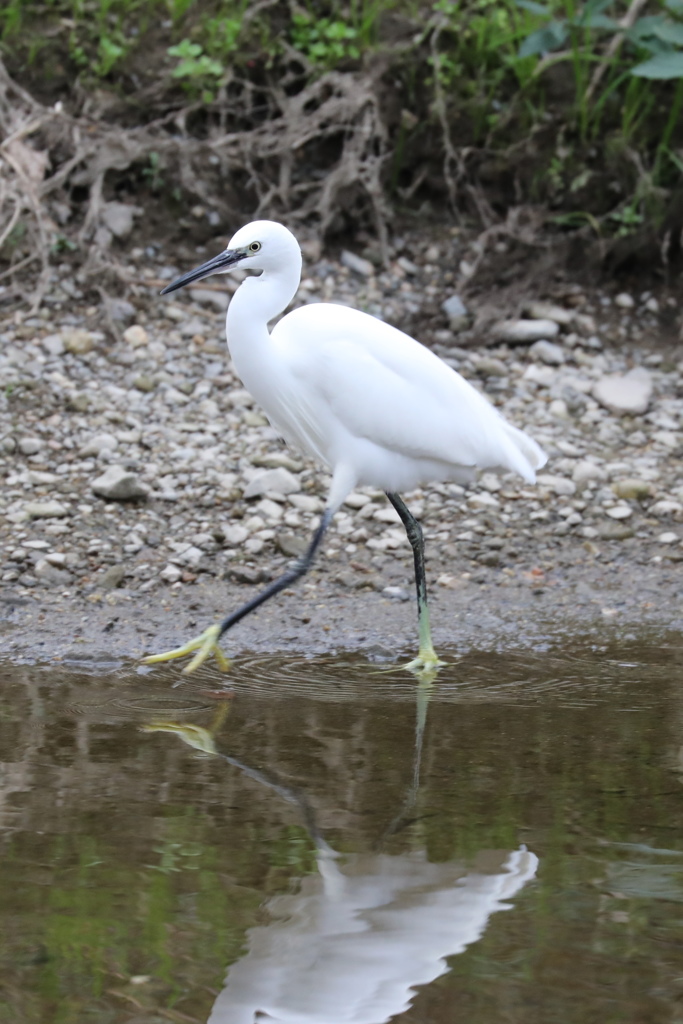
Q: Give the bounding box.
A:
[249,241,261,253]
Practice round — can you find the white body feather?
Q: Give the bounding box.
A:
[222,222,546,510]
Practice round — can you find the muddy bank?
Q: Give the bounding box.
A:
[2,552,682,672]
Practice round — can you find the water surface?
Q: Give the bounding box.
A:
[1,636,683,1023]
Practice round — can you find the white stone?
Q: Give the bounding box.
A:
[537,474,576,496]
[289,494,322,513]
[18,437,43,455]
[652,431,680,449]
[467,492,500,509]
[24,500,69,518]
[374,506,401,523]
[529,340,565,365]
[160,564,182,583]
[605,505,633,520]
[658,532,678,544]
[221,524,249,546]
[649,500,683,517]
[549,399,569,419]
[91,464,149,500]
[256,498,283,522]
[42,333,64,356]
[344,492,371,508]
[593,367,652,416]
[492,319,560,344]
[102,201,141,239]
[340,250,374,277]
[615,292,635,308]
[170,545,203,568]
[522,364,556,386]
[526,301,574,325]
[572,460,605,485]
[45,552,67,567]
[123,324,149,348]
[80,433,119,457]
[243,468,301,498]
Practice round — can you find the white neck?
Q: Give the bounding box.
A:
[225,256,301,392]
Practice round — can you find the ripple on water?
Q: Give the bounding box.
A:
[134,644,669,710]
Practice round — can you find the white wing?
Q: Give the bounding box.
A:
[273,303,545,482]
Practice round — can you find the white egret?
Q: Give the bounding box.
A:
[143,220,546,676]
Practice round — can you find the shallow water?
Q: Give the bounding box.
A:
[2,636,683,1023]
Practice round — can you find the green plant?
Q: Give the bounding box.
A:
[204,13,243,60]
[167,38,224,101]
[0,0,22,38]
[95,32,127,75]
[291,13,360,67]
[428,0,542,140]
[607,197,645,236]
[515,0,683,140]
[142,151,165,192]
[50,235,78,254]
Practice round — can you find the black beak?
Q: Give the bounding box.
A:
[160,248,246,295]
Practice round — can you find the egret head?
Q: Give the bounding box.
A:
[160,220,300,295]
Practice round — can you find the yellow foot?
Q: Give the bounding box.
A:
[142,624,231,675]
[403,650,446,682]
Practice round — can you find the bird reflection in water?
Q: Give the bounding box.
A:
[144,687,538,1024]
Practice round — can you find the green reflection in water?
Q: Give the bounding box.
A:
[0,636,681,1022]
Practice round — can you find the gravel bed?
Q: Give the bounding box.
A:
[1,231,683,663]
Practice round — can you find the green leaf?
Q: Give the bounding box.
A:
[581,13,619,29]
[518,20,567,57]
[631,51,683,77]
[651,19,683,45]
[628,15,671,41]
[168,40,202,59]
[514,0,551,14]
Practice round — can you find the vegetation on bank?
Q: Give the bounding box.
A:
[1,0,683,284]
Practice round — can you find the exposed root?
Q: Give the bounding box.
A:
[0,55,392,307]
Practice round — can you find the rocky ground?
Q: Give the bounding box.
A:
[1,228,683,671]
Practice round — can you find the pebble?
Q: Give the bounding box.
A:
[18,437,43,456]
[277,533,308,557]
[340,250,374,277]
[160,564,182,583]
[221,524,249,546]
[91,465,150,500]
[123,324,149,348]
[529,340,565,365]
[243,468,301,499]
[442,294,469,331]
[526,301,574,325]
[23,500,69,519]
[62,328,95,354]
[102,201,141,239]
[492,319,560,344]
[612,479,651,500]
[81,433,118,457]
[605,505,633,520]
[42,334,64,356]
[593,367,653,415]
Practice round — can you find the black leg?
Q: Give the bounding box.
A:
[217,508,333,638]
[143,508,333,673]
[386,493,440,670]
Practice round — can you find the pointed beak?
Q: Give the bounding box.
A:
[160,248,246,295]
